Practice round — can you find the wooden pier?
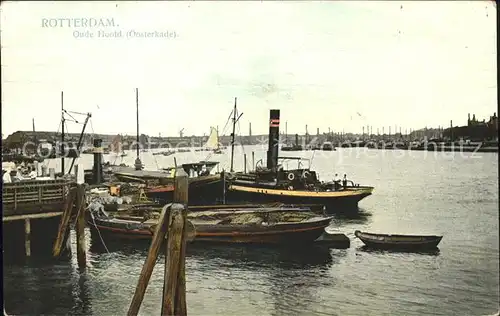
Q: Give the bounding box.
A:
[2,179,73,259]
[2,179,69,216]
[2,175,88,264]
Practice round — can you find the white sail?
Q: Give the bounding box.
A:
[203,127,219,149]
[111,135,123,155]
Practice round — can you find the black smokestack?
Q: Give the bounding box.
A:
[267,109,280,171]
[92,138,103,184]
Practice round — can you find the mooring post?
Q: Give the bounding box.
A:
[24,218,31,257]
[252,151,255,171]
[53,186,77,257]
[172,169,188,316]
[127,204,171,316]
[74,164,79,182]
[75,184,87,270]
[162,207,185,315]
[243,154,247,173]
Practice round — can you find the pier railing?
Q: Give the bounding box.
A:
[2,179,71,216]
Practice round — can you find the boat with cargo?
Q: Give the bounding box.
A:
[88,204,333,244]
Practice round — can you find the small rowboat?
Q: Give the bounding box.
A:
[354,230,443,250]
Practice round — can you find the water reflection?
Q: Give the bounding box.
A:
[267,249,346,316]
[331,207,372,225]
[357,245,441,256]
[90,236,336,270]
[3,258,92,315]
[70,273,93,315]
[188,244,335,270]
[88,235,150,255]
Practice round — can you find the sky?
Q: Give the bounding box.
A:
[1,1,497,138]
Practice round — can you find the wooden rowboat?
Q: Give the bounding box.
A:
[354,230,443,250]
[89,207,332,244]
[187,209,332,244]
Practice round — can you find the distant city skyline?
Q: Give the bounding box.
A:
[1,1,497,137]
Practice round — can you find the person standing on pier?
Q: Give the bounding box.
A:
[342,174,347,189]
[2,169,12,183]
[333,173,340,190]
[28,166,37,179]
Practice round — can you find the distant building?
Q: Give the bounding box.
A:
[444,112,498,141]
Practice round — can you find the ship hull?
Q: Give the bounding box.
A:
[89,214,331,244]
[192,220,329,244]
[225,184,373,214]
[146,176,223,205]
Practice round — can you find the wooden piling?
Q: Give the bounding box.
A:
[162,208,185,315]
[128,169,190,316]
[53,186,77,257]
[75,184,87,270]
[252,151,255,171]
[127,204,171,316]
[74,165,79,182]
[24,218,31,257]
[244,154,247,173]
[173,169,188,316]
[173,168,188,204]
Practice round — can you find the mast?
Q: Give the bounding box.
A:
[285,121,288,144]
[136,88,140,158]
[67,113,92,175]
[32,118,36,148]
[134,88,143,170]
[61,91,65,175]
[230,98,237,172]
[267,109,280,172]
[216,125,220,150]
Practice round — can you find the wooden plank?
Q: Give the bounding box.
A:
[2,212,63,222]
[52,187,77,257]
[2,182,68,190]
[127,203,171,316]
[75,184,87,270]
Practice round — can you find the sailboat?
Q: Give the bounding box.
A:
[195,126,223,153]
[205,126,223,154]
[111,135,127,157]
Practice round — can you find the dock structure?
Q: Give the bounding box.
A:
[128,169,193,316]
[2,169,88,263]
[2,178,72,258]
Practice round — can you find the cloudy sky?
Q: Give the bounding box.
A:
[1,1,497,138]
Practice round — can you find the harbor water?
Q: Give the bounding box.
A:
[3,146,499,315]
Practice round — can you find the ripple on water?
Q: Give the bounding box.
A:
[3,150,499,316]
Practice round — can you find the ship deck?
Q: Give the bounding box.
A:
[109,166,172,179]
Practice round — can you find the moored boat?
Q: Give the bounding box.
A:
[188,209,332,244]
[88,206,332,244]
[354,230,443,250]
[225,109,374,213]
[111,161,223,205]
